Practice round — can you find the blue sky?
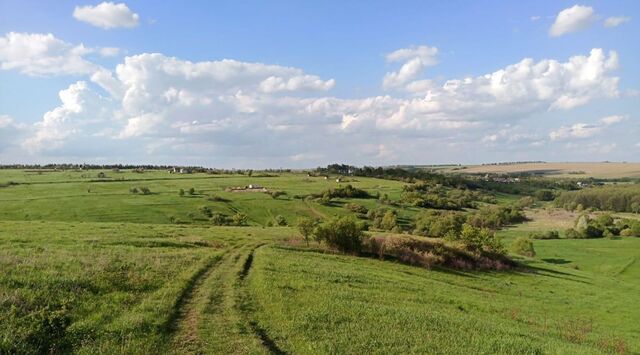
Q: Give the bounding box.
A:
[0,1,638,167]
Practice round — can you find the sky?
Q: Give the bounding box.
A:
[0,1,638,168]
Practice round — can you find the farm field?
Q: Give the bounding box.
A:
[0,169,639,354]
[0,169,410,226]
[442,162,640,179]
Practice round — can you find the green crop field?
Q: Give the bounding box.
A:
[0,168,638,354]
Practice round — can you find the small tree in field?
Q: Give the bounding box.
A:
[179,189,185,197]
[448,223,504,254]
[297,217,316,246]
[232,212,248,226]
[511,237,536,257]
[314,216,363,254]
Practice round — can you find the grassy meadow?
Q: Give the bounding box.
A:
[0,168,638,354]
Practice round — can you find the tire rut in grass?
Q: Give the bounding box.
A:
[189,245,267,354]
[237,245,288,355]
[167,252,225,353]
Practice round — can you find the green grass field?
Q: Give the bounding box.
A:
[1,169,638,354]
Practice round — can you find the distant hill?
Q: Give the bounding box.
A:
[441,162,640,178]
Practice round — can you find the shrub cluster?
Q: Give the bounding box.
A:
[466,205,527,229]
[400,182,494,210]
[413,210,466,238]
[130,186,151,195]
[618,219,640,237]
[414,205,526,238]
[446,224,505,254]
[564,213,622,239]
[268,190,287,199]
[209,212,248,226]
[366,208,400,232]
[534,189,555,201]
[511,237,536,257]
[529,230,560,239]
[555,186,640,213]
[313,216,364,254]
[313,184,371,200]
[365,235,515,270]
[344,203,368,216]
[266,215,288,226]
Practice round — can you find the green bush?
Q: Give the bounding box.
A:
[199,206,213,218]
[564,228,582,239]
[232,212,248,226]
[414,210,466,238]
[272,215,288,226]
[367,208,398,231]
[269,190,287,199]
[297,217,317,245]
[315,184,370,200]
[466,205,526,229]
[616,218,640,237]
[314,216,364,254]
[448,224,505,254]
[344,203,368,215]
[555,186,640,212]
[529,230,560,240]
[534,189,555,201]
[511,237,536,257]
[210,213,229,226]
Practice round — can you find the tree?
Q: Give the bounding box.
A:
[273,215,287,226]
[297,217,316,246]
[200,206,213,218]
[188,187,196,195]
[380,210,398,231]
[511,237,536,257]
[269,190,287,199]
[232,212,248,226]
[449,224,504,254]
[534,190,555,201]
[320,191,332,205]
[314,216,364,254]
[211,213,228,226]
[179,188,185,197]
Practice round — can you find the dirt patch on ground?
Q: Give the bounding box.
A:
[508,208,580,233]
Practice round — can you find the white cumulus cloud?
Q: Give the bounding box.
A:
[73,2,139,29]
[549,114,626,141]
[383,45,438,90]
[549,5,595,37]
[17,44,625,165]
[23,81,114,152]
[600,115,627,125]
[550,123,601,140]
[604,16,631,28]
[0,32,99,76]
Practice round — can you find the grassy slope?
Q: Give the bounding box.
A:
[0,220,289,353]
[248,239,639,354]
[0,170,407,225]
[1,169,639,353]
